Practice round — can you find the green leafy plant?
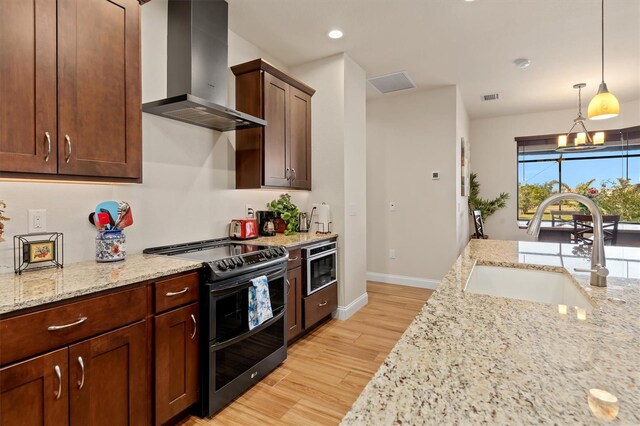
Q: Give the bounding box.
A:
[468,173,510,221]
[518,182,555,215]
[268,193,299,235]
[597,178,640,221]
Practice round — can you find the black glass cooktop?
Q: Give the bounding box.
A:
[143,238,268,261]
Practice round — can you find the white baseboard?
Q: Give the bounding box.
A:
[333,292,368,321]
[366,272,440,290]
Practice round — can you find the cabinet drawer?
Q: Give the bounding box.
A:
[287,248,302,269]
[154,272,199,314]
[0,287,146,366]
[303,283,337,329]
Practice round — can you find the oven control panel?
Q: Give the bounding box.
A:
[213,247,287,272]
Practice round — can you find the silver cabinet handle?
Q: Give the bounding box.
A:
[54,365,62,400]
[318,301,328,307]
[190,314,197,339]
[288,256,299,262]
[48,316,87,331]
[77,357,85,389]
[44,132,51,162]
[64,134,72,163]
[166,287,189,297]
[286,279,291,295]
[285,168,290,180]
[291,168,296,182]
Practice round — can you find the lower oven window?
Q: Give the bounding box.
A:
[214,316,284,391]
[213,276,285,344]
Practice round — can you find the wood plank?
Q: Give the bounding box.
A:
[180,282,431,425]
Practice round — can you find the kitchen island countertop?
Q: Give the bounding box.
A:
[0,253,202,316]
[342,239,640,425]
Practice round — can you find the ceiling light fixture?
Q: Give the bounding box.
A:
[557,83,605,152]
[588,0,620,120]
[327,29,343,39]
[514,58,531,69]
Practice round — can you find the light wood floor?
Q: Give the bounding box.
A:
[181,282,433,426]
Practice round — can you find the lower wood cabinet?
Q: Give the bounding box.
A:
[286,266,303,342]
[0,321,147,426]
[154,303,199,426]
[303,283,338,329]
[0,348,69,426]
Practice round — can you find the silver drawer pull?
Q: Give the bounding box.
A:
[318,301,328,307]
[48,316,87,331]
[64,134,72,163]
[77,357,85,389]
[54,365,62,400]
[190,314,197,339]
[288,256,299,262]
[44,132,51,162]
[286,279,291,295]
[166,287,189,297]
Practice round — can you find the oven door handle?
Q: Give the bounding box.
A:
[307,249,337,261]
[210,307,286,351]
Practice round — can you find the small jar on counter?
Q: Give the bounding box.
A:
[96,230,126,262]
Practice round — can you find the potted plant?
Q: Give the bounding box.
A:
[268,194,300,235]
[0,200,9,242]
[468,173,509,237]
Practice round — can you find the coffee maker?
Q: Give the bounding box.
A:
[256,211,276,236]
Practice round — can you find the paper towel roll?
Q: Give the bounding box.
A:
[315,203,331,233]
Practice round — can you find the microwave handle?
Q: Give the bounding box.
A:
[307,249,337,261]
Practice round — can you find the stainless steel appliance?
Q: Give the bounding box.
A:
[298,207,316,233]
[256,211,276,236]
[143,238,288,416]
[302,240,338,295]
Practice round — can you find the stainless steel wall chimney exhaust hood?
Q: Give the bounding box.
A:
[142,0,265,132]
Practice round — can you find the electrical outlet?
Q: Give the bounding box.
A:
[245,204,255,218]
[389,202,397,212]
[432,171,440,180]
[389,249,396,259]
[28,209,47,233]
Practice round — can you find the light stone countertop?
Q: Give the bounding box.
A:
[249,232,337,248]
[0,253,202,316]
[342,239,640,425]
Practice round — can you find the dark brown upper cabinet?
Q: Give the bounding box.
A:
[232,59,314,190]
[0,0,142,182]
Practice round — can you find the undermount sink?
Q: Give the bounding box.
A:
[465,264,593,311]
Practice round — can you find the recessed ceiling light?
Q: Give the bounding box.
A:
[514,58,531,69]
[328,29,343,39]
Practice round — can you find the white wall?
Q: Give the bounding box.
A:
[291,53,368,313]
[455,87,470,253]
[366,86,459,284]
[0,0,310,267]
[471,98,640,241]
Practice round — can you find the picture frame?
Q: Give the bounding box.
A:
[14,232,63,274]
[460,137,470,196]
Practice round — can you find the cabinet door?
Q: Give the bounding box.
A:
[57,0,141,179]
[263,72,290,187]
[288,86,311,190]
[69,321,147,426]
[154,303,199,425]
[287,267,303,342]
[0,0,57,174]
[0,348,68,426]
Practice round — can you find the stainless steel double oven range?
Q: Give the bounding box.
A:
[144,238,288,417]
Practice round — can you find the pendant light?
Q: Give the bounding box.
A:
[557,83,605,152]
[588,0,620,120]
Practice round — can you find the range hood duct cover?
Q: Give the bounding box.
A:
[142,0,265,131]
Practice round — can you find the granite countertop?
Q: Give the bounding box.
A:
[249,232,337,248]
[0,253,202,316]
[342,240,640,425]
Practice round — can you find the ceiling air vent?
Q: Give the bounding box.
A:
[481,93,500,102]
[368,71,416,94]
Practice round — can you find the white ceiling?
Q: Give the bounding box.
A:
[228,0,640,119]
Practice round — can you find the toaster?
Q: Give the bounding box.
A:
[229,219,258,240]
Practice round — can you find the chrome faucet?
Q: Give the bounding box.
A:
[526,193,609,287]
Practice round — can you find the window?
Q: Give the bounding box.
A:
[516,126,640,223]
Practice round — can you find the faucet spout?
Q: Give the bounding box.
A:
[526,192,608,287]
